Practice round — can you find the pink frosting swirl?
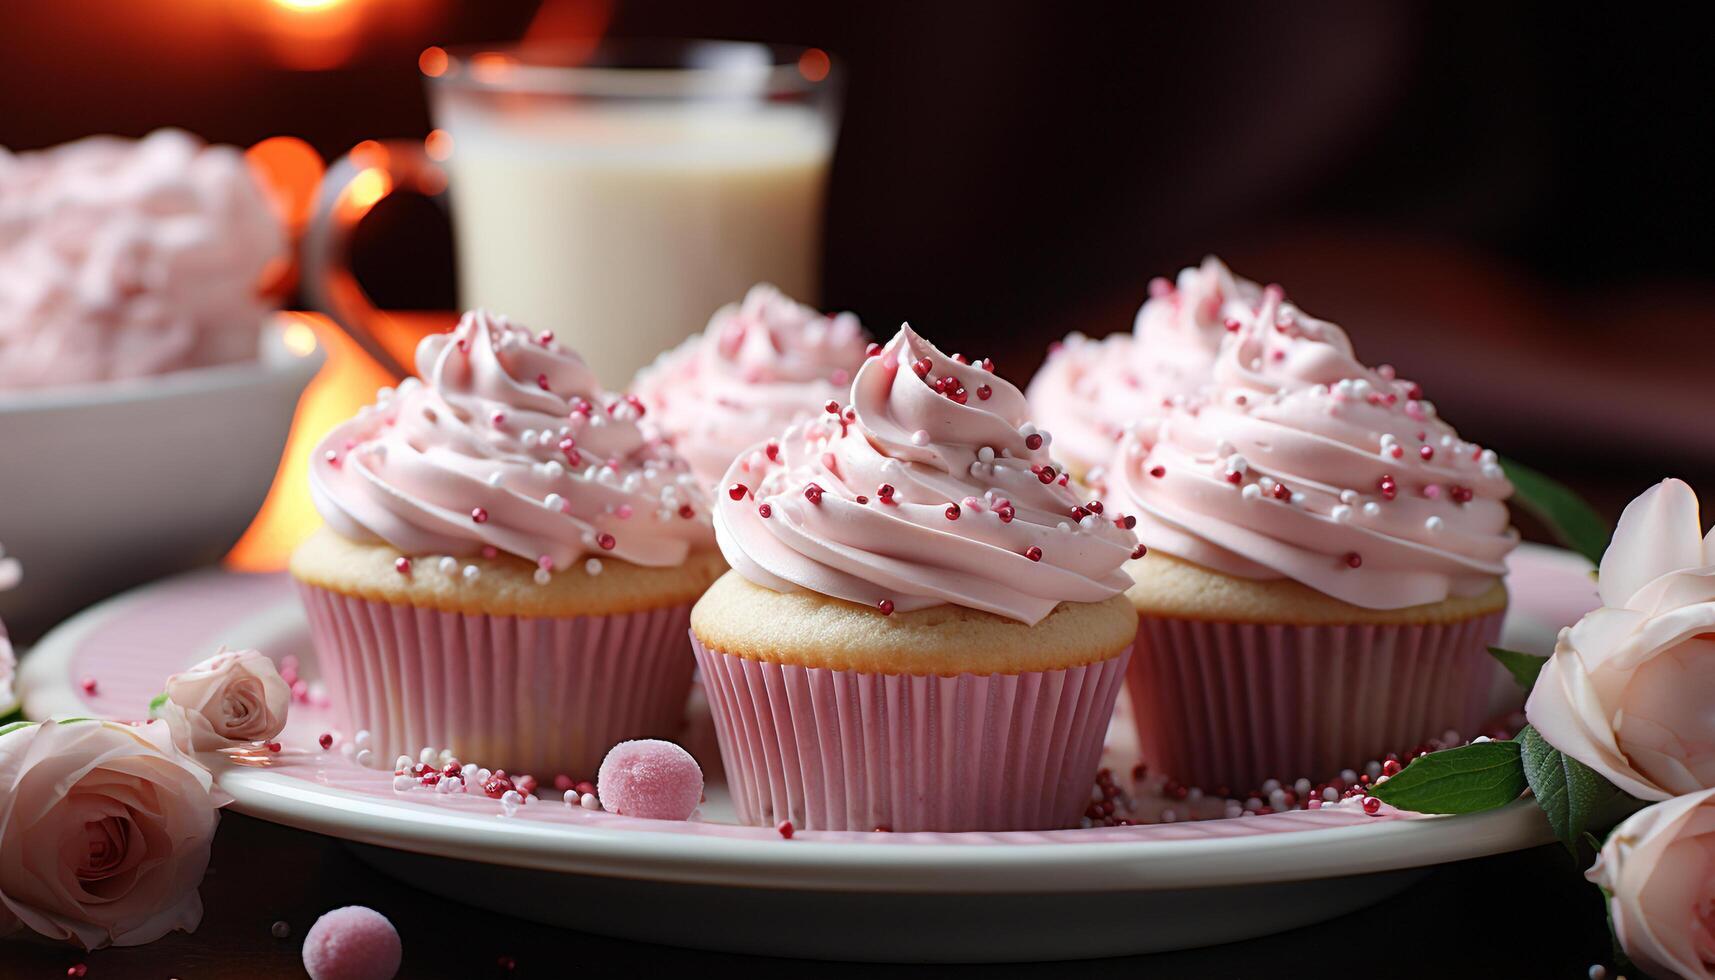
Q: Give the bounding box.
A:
[630,284,870,486]
[310,311,714,570]
[1026,257,1258,475]
[0,129,285,389]
[1110,286,1517,609]
[714,325,1140,625]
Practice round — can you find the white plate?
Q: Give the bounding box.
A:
[17,543,1599,961]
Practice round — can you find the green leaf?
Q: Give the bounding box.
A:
[1367,740,1527,814]
[1501,457,1611,566]
[0,720,35,738]
[1519,723,1617,847]
[1488,646,1549,692]
[148,692,169,717]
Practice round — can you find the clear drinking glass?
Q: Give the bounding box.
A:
[309,40,842,385]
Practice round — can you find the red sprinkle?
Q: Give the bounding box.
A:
[395,557,411,575]
[1086,500,1104,514]
[1271,482,1291,500]
[1116,514,1137,530]
[1382,759,1402,776]
[877,599,895,616]
[976,385,992,400]
[952,353,969,364]
[67,966,88,978]
[824,400,840,415]
[912,357,933,377]
[266,741,282,753]
[945,503,961,520]
[804,484,824,504]
[765,440,781,462]
[1224,318,1242,332]
[1362,796,1381,815]
[1378,475,1398,501]
[1420,445,1435,461]
[471,507,489,523]
[1345,552,1363,568]
[1149,466,1166,479]
[1024,433,1044,451]
[728,483,748,501]
[1450,485,1474,504]
[1036,466,1056,485]
[318,733,334,750]
[1226,471,1243,485]
[776,819,795,839]
[758,503,773,518]
[877,483,895,502]
[997,505,1015,523]
[1131,545,1147,560]
[865,342,883,358]
[484,775,515,799]
[80,677,98,695]
[856,495,869,505]
[1024,546,1043,562]
[597,533,616,550]
[679,504,696,519]
[536,373,550,391]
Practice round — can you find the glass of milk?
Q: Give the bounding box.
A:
[307,41,841,386]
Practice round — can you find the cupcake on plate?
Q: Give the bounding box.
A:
[630,284,870,486]
[692,324,1141,832]
[1108,285,1517,792]
[0,129,285,389]
[1026,257,1257,481]
[292,310,725,777]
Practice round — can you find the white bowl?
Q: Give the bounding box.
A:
[0,318,323,635]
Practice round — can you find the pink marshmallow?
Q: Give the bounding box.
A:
[302,905,402,980]
[597,739,703,820]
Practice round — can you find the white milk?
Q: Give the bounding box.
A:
[437,102,832,385]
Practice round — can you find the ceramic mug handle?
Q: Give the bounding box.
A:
[301,140,448,380]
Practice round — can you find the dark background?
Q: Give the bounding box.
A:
[0,3,1702,973]
[3,1,1711,519]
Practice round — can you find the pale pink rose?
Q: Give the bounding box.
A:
[1526,479,1715,801]
[1588,788,1715,980]
[158,648,290,753]
[0,718,224,949]
[0,545,17,709]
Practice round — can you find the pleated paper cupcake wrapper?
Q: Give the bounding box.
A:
[297,583,694,778]
[1126,611,1505,793]
[692,636,1131,833]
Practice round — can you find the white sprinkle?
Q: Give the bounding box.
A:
[1340,489,1358,504]
[1341,769,1360,784]
[910,430,930,446]
[462,565,481,582]
[564,790,578,806]
[1331,505,1352,522]
[1362,502,1381,517]
[355,730,372,748]
[1366,760,1384,779]
[585,558,604,576]
[486,471,503,486]
[1294,778,1312,796]
[1425,516,1445,533]
[1474,735,1492,743]
[1056,522,1073,533]
[392,774,414,792]
[439,556,458,574]
[1290,492,1306,505]
[1241,484,1262,501]
[544,461,564,478]
[419,747,437,765]
[436,777,458,794]
[977,446,995,463]
[521,429,537,445]
[1079,514,1102,530]
[394,755,413,771]
[1323,786,1339,802]
[534,568,551,585]
[1262,779,1281,793]
[355,749,375,768]
[544,493,566,512]
[462,764,479,783]
[580,792,601,810]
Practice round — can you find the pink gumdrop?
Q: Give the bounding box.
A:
[597,739,703,820]
[302,906,402,980]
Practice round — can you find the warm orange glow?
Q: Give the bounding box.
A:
[270,0,347,9]
[246,136,325,231]
[418,45,449,78]
[344,168,392,212]
[521,0,613,60]
[798,48,831,83]
[424,129,453,161]
[349,139,389,169]
[469,51,516,83]
[245,0,365,70]
[227,311,455,571]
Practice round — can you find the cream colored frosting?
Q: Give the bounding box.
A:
[0,129,286,388]
[1026,257,1257,475]
[1110,286,1517,609]
[630,284,870,485]
[714,324,1140,625]
[310,310,714,571]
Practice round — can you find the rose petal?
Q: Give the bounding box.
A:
[1601,478,1705,608]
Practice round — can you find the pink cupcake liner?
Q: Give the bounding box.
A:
[297,583,694,778]
[692,635,1131,832]
[1126,611,1505,793]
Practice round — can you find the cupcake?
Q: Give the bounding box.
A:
[291,310,725,777]
[692,325,1141,832]
[1026,257,1257,480]
[1108,285,1517,792]
[0,129,285,389]
[630,284,870,486]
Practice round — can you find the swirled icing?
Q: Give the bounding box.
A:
[630,284,870,486]
[0,129,285,388]
[1110,285,1517,609]
[1026,257,1257,476]
[310,310,714,570]
[714,324,1140,625]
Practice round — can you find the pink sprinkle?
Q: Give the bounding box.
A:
[597,533,616,550]
[538,555,554,570]
[536,373,551,390]
[615,504,633,519]
[80,677,98,695]
[394,556,411,575]
[1422,484,1441,500]
[471,507,489,523]
[491,411,506,427]
[481,545,498,558]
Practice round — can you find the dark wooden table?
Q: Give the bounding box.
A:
[4,811,1613,978]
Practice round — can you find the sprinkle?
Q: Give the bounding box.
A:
[1331,505,1352,522]
[877,599,894,616]
[912,357,933,377]
[1378,475,1398,500]
[597,532,616,550]
[976,385,992,400]
[1024,433,1043,451]
[776,819,795,839]
[804,483,824,504]
[471,507,489,523]
[1149,466,1166,478]
[1024,546,1043,562]
[877,483,895,502]
[765,440,781,462]
[1363,502,1381,517]
[1130,545,1147,560]
[945,503,961,520]
[824,400,840,415]
[80,677,98,695]
[462,565,480,581]
[1241,484,1262,501]
[1425,516,1445,533]
[534,568,551,585]
[1419,445,1435,461]
[585,558,603,575]
[536,373,551,390]
[439,556,458,574]
[910,430,930,446]
[728,483,748,501]
[865,342,882,358]
[1345,552,1363,568]
[319,732,334,750]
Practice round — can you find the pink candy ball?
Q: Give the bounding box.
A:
[597,739,703,820]
[302,905,401,980]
